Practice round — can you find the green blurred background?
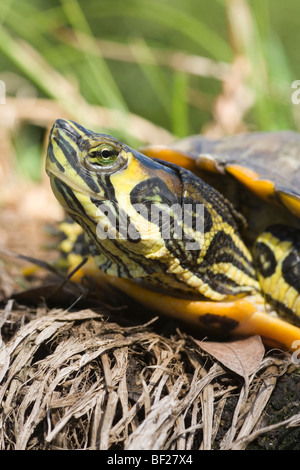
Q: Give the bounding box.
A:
[1,0,300,182]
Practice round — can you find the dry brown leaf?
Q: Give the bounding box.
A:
[194,335,265,379]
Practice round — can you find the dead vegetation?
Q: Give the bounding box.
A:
[0,298,299,450]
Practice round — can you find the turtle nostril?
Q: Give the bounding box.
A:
[50,119,82,143]
[53,119,74,133]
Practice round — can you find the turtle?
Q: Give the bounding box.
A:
[46,119,300,350]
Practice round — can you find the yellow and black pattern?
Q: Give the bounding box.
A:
[254,224,300,324]
[46,119,259,302]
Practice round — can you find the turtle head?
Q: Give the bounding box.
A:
[46,119,183,278]
[46,118,181,213]
[46,119,129,206]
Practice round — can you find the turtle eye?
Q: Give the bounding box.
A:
[87,143,119,167]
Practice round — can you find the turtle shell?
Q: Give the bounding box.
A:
[170,131,300,214]
[142,131,300,240]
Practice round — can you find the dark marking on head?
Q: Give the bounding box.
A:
[130,177,179,209]
[47,141,65,173]
[254,241,277,278]
[282,251,300,293]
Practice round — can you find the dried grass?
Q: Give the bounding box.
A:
[0,305,296,450]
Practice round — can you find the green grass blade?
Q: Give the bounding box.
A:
[172,72,189,137]
[60,0,128,113]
